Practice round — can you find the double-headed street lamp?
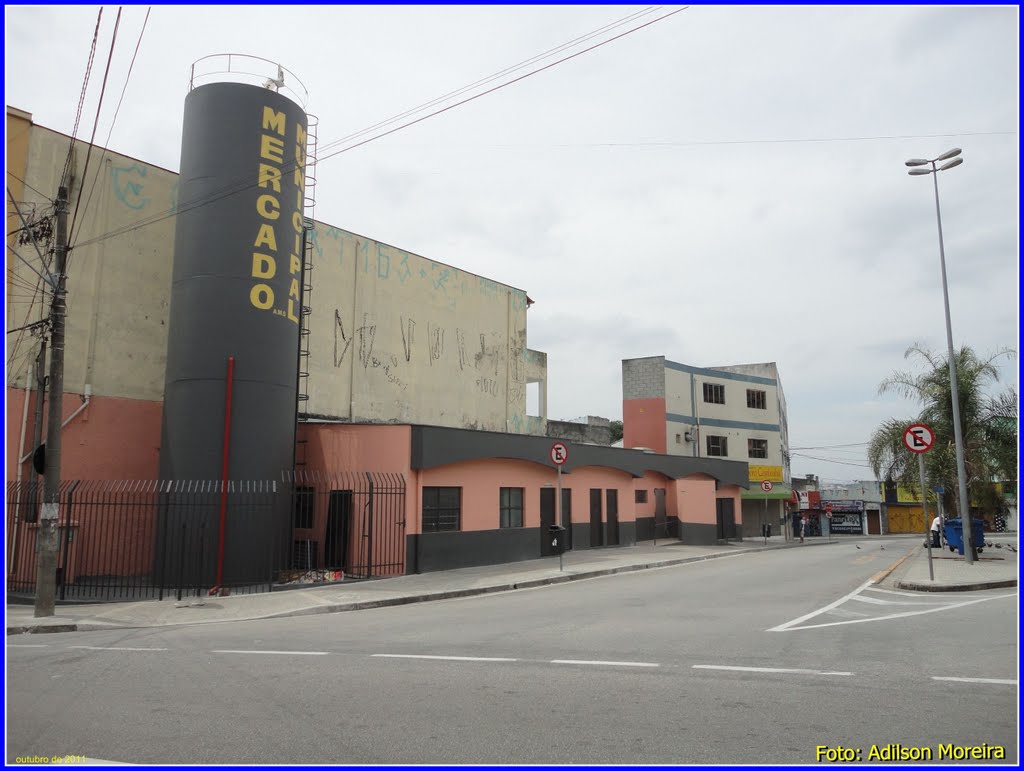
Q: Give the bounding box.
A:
[905,148,974,565]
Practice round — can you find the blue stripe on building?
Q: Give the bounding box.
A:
[665,360,777,386]
[666,413,780,432]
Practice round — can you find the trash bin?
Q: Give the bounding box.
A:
[943,519,986,555]
[548,525,567,555]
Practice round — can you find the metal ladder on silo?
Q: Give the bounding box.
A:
[294,114,318,470]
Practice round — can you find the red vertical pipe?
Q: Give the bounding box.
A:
[215,356,235,588]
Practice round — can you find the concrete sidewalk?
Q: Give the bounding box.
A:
[887,531,1019,592]
[5,533,1016,636]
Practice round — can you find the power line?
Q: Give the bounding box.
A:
[62,8,104,189]
[6,171,52,202]
[71,7,151,251]
[317,6,662,156]
[316,7,690,166]
[73,7,690,253]
[69,6,123,247]
[790,442,869,450]
[790,452,873,468]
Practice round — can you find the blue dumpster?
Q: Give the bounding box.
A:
[943,518,985,555]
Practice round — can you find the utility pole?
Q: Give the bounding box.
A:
[34,186,68,617]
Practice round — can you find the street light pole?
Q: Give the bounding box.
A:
[906,149,974,565]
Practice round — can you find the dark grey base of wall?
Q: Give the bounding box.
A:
[635,516,680,541]
[407,521,642,572]
[407,528,541,573]
[678,522,720,545]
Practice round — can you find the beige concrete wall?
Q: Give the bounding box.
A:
[6,121,177,400]
[305,224,538,433]
[8,120,546,436]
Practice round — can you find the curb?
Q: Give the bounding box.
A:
[4,537,843,635]
[894,578,1018,592]
[870,550,917,585]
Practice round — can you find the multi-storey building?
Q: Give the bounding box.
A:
[622,357,792,538]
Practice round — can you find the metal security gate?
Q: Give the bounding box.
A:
[716,497,737,540]
[286,471,406,580]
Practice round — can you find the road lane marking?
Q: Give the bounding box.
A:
[767,579,874,631]
[693,665,853,676]
[848,594,950,606]
[372,654,518,662]
[7,644,50,648]
[68,646,168,652]
[211,649,328,656]
[933,676,1016,685]
[550,659,659,668]
[864,587,942,597]
[773,593,1016,631]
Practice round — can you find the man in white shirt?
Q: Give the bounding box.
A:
[930,514,943,548]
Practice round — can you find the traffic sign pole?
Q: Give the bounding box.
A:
[557,464,563,573]
[919,452,934,581]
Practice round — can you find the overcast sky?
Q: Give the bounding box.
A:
[5,5,1019,484]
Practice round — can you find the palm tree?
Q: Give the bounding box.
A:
[867,343,1017,518]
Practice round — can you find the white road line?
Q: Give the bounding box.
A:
[68,646,168,652]
[865,586,944,597]
[372,654,518,662]
[776,593,1016,631]
[693,665,853,676]
[848,594,951,606]
[211,649,328,656]
[767,579,874,632]
[551,659,659,668]
[7,644,50,648]
[933,676,1016,685]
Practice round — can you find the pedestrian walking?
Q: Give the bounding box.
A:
[930,513,943,549]
[800,516,807,543]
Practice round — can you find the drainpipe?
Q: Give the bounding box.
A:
[15,372,31,485]
[19,384,92,464]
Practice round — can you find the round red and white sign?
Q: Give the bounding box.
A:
[760,480,773,493]
[903,423,935,454]
[825,503,833,514]
[550,442,569,466]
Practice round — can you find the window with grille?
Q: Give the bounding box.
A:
[635,489,648,503]
[703,382,725,404]
[748,438,768,458]
[293,486,315,529]
[499,487,524,528]
[423,487,461,532]
[746,389,767,410]
[706,435,728,457]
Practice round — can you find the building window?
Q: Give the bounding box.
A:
[423,487,461,532]
[635,489,648,504]
[675,433,682,444]
[499,487,524,528]
[748,438,768,459]
[703,382,725,404]
[293,486,315,529]
[706,435,728,457]
[747,389,767,410]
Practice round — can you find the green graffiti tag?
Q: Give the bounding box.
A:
[111,164,150,210]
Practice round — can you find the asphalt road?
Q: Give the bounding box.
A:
[6,538,1018,764]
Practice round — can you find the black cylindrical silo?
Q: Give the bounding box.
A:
[159,81,307,583]
[161,81,306,482]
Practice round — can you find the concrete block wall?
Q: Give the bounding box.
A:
[622,357,666,400]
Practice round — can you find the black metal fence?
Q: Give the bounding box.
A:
[284,471,407,582]
[5,473,407,603]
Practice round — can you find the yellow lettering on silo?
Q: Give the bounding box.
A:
[250,284,274,309]
[258,163,281,193]
[257,194,280,220]
[295,123,306,148]
[289,277,300,300]
[262,107,286,136]
[254,224,277,250]
[290,254,302,275]
[260,135,284,164]
[287,298,298,323]
[252,253,276,279]
[292,211,303,234]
